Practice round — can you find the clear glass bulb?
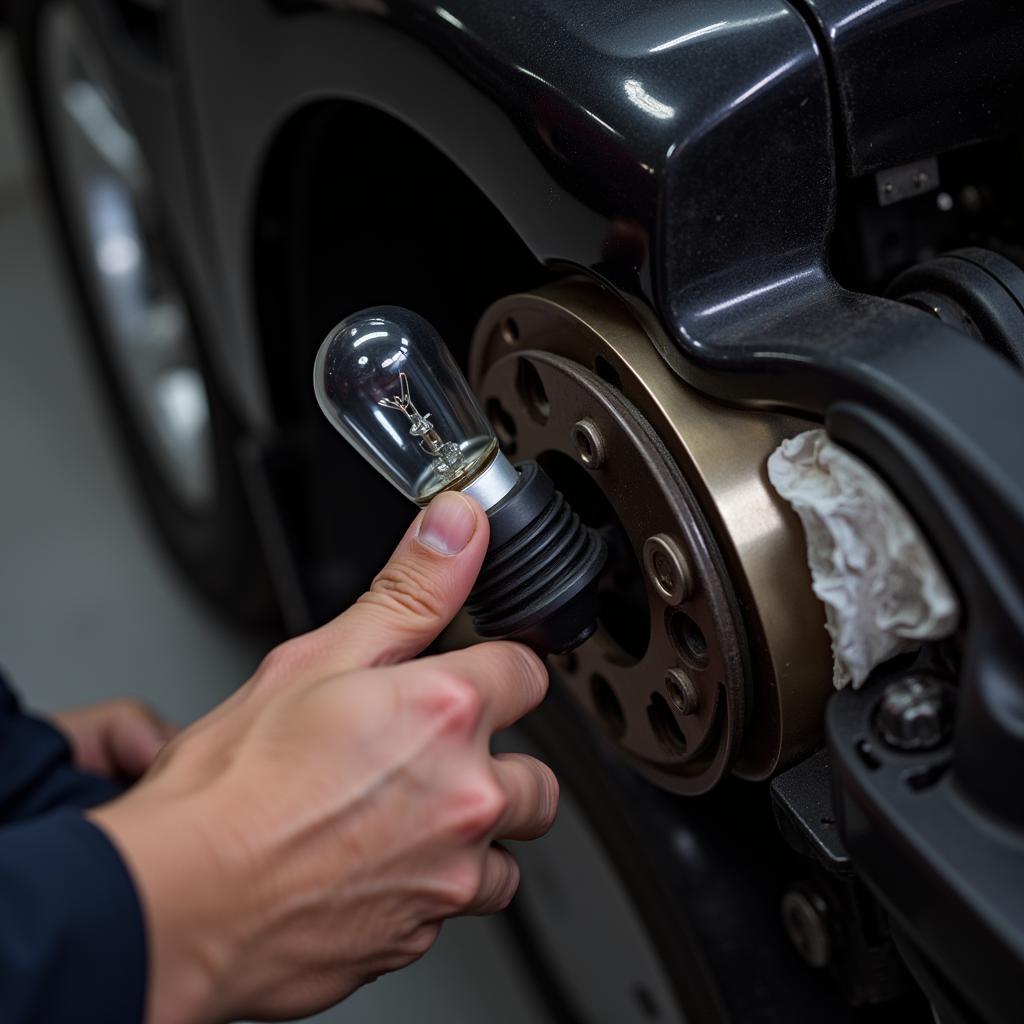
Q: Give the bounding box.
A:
[314,306,501,505]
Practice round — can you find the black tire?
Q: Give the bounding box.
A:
[499,682,876,1023]
[12,0,276,626]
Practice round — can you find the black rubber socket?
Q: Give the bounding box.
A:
[466,460,606,655]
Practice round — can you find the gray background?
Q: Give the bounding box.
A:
[0,33,550,1024]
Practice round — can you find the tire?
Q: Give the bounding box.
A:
[12,0,276,626]
[499,682,871,1023]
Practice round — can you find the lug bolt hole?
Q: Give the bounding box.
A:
[668,609,709,668]
[647,691,687,755]
[516,357,550,424]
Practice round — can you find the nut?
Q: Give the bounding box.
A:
[876,676,953,752]
[643,534,692,605]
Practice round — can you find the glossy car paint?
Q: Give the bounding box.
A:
[801,0,1024,175]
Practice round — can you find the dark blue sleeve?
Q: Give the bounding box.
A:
[0,810,147,1022]
[0,673,148,1022]
[0,672,124,820]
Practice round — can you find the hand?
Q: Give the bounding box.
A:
[52,698,177,780]
[89,491,557,1024]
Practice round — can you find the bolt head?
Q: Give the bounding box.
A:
[876,676,953,752]
[665,668,699,715]
[781,889,831,968]
[572,418,606,469]
[643,534,692,605]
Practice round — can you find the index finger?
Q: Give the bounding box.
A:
[420,642,549,733]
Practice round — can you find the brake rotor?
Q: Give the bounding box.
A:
[481,350,748,789]
[470,278,832,794]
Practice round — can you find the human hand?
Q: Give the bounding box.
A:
[52,698,177,780]
[89,491,557,1024]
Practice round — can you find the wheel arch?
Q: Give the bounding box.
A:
[246,96,547,615]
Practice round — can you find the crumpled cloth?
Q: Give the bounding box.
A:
[767,429,959,689]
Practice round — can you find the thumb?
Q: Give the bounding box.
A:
[312,490,490,669]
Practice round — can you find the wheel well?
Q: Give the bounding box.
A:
[251,100,544,617]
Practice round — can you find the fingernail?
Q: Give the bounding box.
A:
[418,492,478,555]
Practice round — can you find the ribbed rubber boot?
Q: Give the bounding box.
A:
[466,460,606,655]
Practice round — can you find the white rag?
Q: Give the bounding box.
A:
[767,429,959,689]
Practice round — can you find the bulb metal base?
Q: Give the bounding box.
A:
[458,449,519,511]
[466,460,607,655]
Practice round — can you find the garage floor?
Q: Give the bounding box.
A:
[0,34,551,1024]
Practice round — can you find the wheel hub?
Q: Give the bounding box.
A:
[470,278,832,793]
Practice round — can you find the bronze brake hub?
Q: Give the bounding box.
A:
[470,278,832,794]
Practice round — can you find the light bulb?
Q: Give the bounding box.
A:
[314,306,518,509]
[315,305,607,654]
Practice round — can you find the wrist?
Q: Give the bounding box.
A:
[88,794,235,1024]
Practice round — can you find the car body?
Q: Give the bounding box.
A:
[11,1,1024,1020]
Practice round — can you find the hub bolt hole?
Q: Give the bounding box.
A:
[647,691,687,755]
[668,609,709,668]
[516,357,550,424]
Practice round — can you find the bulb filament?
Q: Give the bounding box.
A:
[379,372,465,483]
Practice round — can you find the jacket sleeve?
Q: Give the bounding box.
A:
[0,809,147,1022]
[0,671,124,819]
[0,673,147,1021]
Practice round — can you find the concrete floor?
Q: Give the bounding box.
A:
[0,34,550,1024]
